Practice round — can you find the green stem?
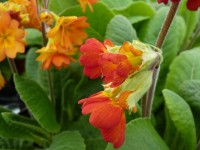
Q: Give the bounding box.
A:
[143,2,180,117]
[47,70,55,105]
[7,58,18,74]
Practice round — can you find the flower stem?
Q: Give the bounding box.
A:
[143,2,180,117]
[7,58,18,74]
[36,0,55,104]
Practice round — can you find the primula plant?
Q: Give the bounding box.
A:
[0,0,200,149]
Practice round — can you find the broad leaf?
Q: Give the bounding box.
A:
[165,48,200,93]
[178,80,200,139]
[114,2,155,24]
[163,89,196,150]
[60,3,114,41]
[0,137,33,150]
[101,0,132,10]
[105,15,137,45]
[14,75,60,133]
[48,0,78,14]
[49,131,85,150]
[106,118,169,150]
[178,80,200,110]
[25,47,39,81]
[2,112,51,147]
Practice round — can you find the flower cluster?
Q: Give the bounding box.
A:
[157,0,200,11]
[0,0,40,62]
[36,13,89,70]
[78,38,162,148]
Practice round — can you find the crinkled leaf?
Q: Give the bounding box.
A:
[165,48,200,93]
[2,112,51,147]
[48,0,78,14]
[25,47,39,81]
[114,2,155,24]
[14,75,60,133]
[178,80,200,111]
[106,118,169,150]
[105,15,137,45]
[49,131,85,150]
[101,0,132,10]
[163,89,196,150]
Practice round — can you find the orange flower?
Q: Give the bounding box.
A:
[80,38,107,79]
[0,71,5,90]
[47,16,89,50]
[79,0,98,12]
[0,12,25,61]
[36,42,75,70]
[78,90,132,148]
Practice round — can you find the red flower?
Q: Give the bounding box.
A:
[78,91,132,148]
[79,38,108,79]
[100,53,133,87]
[157,0,200,10]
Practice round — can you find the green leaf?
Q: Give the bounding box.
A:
[60,3,114,41]
[178,80,200,110]
[162,89,196,150]
[48,0,78,14]
[25,47,39,81]
[25,29,42,46]
[114,2,155,24]
[0,137,33,150]
[14,75,60,133]
[49,131,85,150]
[105,15,137,45]
[101,0,132,10]
[2,112,51,147]
[106,118,169,150]
[165,48,200,93]
[178,80,200,139]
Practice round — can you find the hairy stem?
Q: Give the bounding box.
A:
[7,58,18,74]
[143,2,180,117]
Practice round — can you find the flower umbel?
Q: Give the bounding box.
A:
[0,12,25,61]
